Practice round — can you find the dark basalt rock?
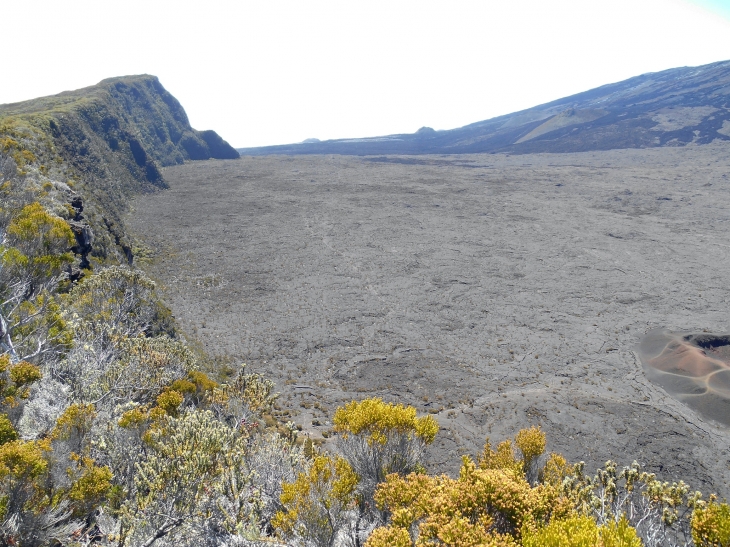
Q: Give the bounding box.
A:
[65,195,94,279]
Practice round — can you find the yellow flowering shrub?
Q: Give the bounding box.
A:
[12,149,36,168]
[600,517,643,547]
[364,427,581,547]
[52,403,96,442]
[7,360,42,390]
[155,389,184,416]
[540,453,571,487]
[479,438,524,476]
[369,452,570,547]
[479,427,549,484]
[169,378,197,395]
[692,500,730,546]
[4,202,74,279]
[67,454,113,515]
[0,356,43,406]
[6,202,74,253]
[334,397,438,445]
[0,136,19,153]
[0,415,16,445]
[523,514,598,547]
[332,397,440,533]
[515,426,546,471]
[170,370,217,400]
[273,454,359,546]
[188,369,218,392]
[118,405,151,429]
[366,525,413,547]
[522,514,641,547]
[0,439,48,480]
[0,439,49,515]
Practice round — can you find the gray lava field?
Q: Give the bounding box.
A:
[127,143,730,496]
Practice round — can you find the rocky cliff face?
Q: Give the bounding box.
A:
[0,75,238,264]
[1,74,238,185]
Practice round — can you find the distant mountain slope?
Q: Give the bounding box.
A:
[239,60,730,156]
[0,75,238,261]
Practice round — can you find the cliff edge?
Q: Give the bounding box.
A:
[0,75,238,264]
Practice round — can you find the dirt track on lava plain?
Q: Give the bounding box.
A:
[127,143,730,496]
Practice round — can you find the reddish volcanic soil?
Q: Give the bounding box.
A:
[638,330,730,426]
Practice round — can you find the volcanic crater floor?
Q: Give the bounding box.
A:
[638,330,730,427]
[127,144,730,496]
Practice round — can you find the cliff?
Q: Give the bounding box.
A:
[0,75,238,264]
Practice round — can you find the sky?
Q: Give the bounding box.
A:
[3,1,730,148]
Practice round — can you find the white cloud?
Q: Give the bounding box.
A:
[2,0,730,147]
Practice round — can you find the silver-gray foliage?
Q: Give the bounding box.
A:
[17,376,70,439]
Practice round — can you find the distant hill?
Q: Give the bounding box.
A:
[0,75,238,262]
[238,60,730,156]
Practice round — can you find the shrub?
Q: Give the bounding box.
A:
[273,454,359,547]
[67,455,113,515]
[366,428,575,547]
[0,415,17,445]
[515,426,546,484]
[365,525,413,547]
[207,366,276,425]
[5,201,74,277]
[334,397,438,530]
[1,202,75,364]
[0,355,43,406]
[120,409,234,545]
[155,389,184,416]
[334,397,439,445]
[562,459,701,547]
[7,360,42,389]
[692,500,730,546]
[522,513,641,547]
[65,266,157,338]
[16,376,69,440]
[480,426,551,486]
[0,439,49,518]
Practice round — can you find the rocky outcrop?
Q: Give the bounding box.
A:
[198,130,241,160]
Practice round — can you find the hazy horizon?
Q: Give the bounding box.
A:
[3,0,730,148]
